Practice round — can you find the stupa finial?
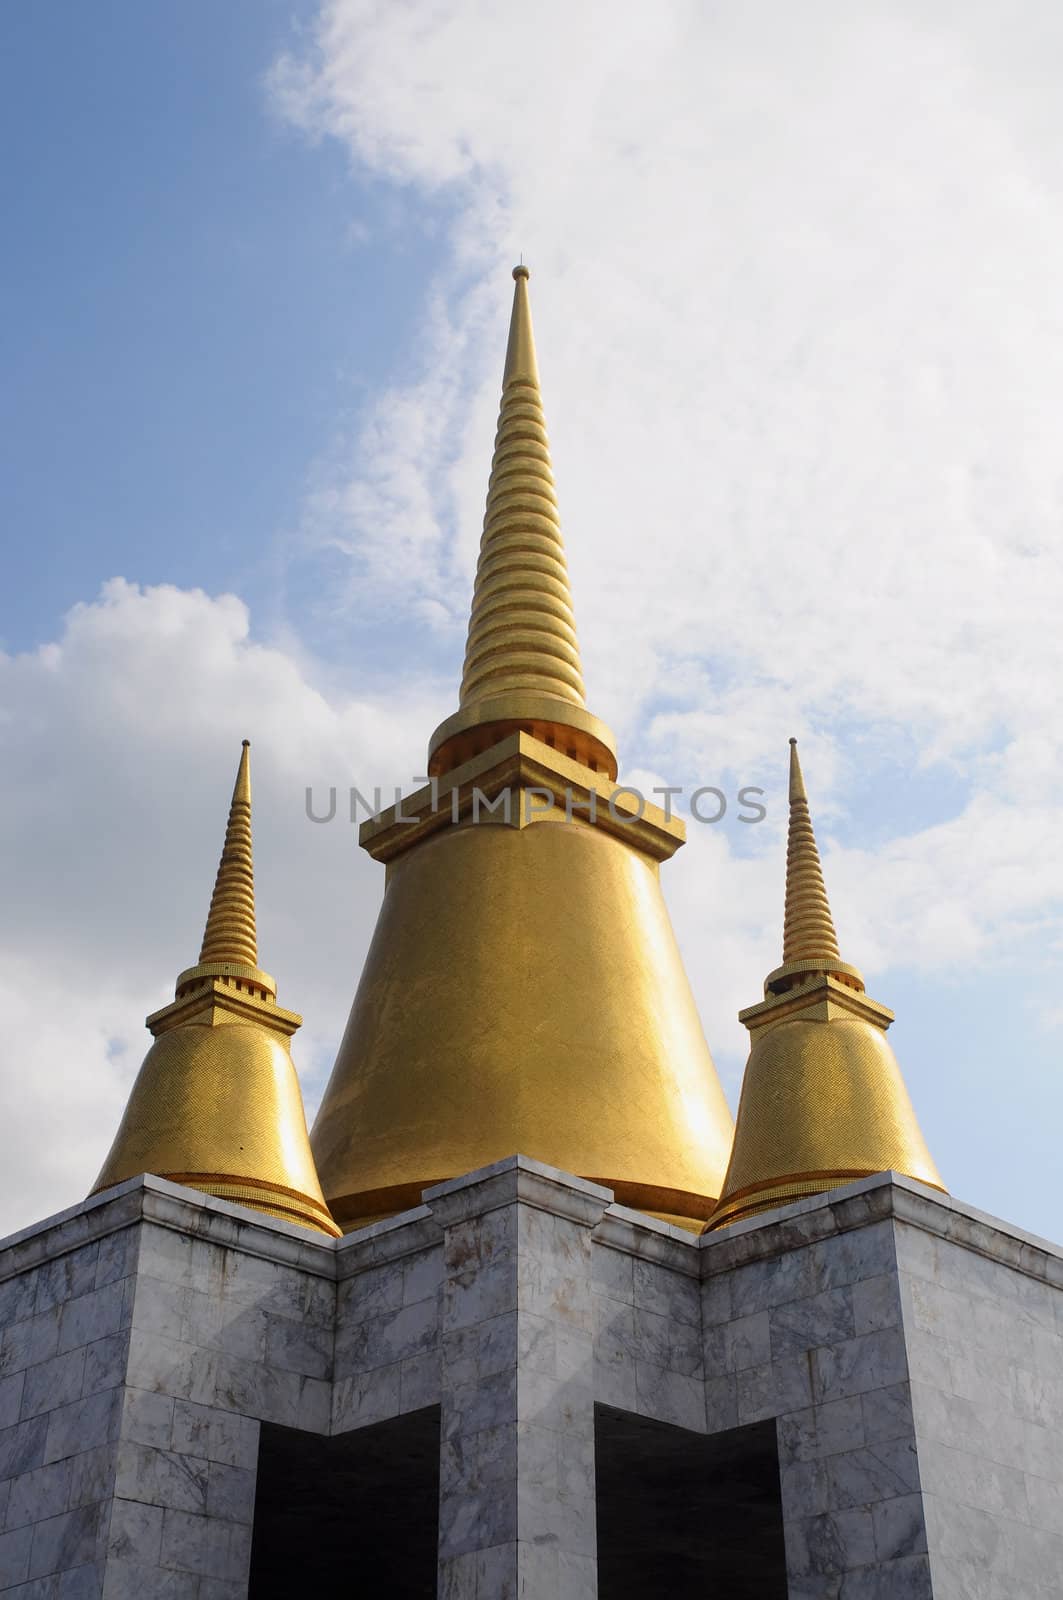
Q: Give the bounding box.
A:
[427,266,617,778]
[781,738,841,966]
[198,740,258,968]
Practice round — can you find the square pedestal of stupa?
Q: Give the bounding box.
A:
[1,1157,1061,1598]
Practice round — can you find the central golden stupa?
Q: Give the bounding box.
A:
[90,263,943,1254]
[310,267,736,1230]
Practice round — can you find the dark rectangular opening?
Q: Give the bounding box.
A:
[595,1405,787,1599]
[248,1405,440,1597]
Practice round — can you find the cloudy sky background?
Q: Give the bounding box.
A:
[2,1,1061,1240]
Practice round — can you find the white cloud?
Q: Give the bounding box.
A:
[268,0,1063,932]
[0,580,437,1237]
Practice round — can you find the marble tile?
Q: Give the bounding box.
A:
[591,1245,633,1307]
[0,1524,34,1590]
[633,1359,705,1430]
[262,1312,332,1378]
[2,1311,61,1377]
[0,1372,27,1430]
[787,1508,876,1576]
[100,1555,198,1598]
[771,1288,855,1360]
[0,1415,50,1480]
[117,1388,171,1452]
[56,1285,128,1358]
[812,1328,909,1405]
[703,1372,738,1432]
[5,1460,74,1529]
[169,1402,257,1469]
[27,1503,102,1581]
[631,1258,699,1328]
[68,1444,116,1511]
[21,1352,87,1421]
[56,1562,101,1599]
[158,1507,241,1581]
[400,1350,441,1413]
[43,1390,122,1467]
[93,1231,139,1292]
[631,1306,702,1377]
[114,1442,209,1515]
[736,1353,814,1425]
[105,1499,164,1566]
[80,1335,129,1400]
[331,1364,402,1431]
[35,1252,100,1317]
[871,1492,928,1562]
[826,1437,922,1510]
[205,1462,255,1525]
[0,1274,39,1332]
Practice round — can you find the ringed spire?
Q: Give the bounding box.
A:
[198,738,258,968]
[782,738,841,965]
[428,266,618,779]
[764,740,864,998]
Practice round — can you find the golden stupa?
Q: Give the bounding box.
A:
[310,266,736,1231]
[706,740,944,1231]
[93,741,340,1237]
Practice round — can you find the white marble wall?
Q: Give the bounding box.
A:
[592,1207,704,1432]
[0,1178,336,1599]
[701,1188,930,1599]
[427,1158,610,1600]
[0,1189,141,1597]
[109,1189,335,1599]
[699,1175,1063,1600]
[331,1208,442,1433]
[894,1192,1063,1599]
[4,1165,1063,1598]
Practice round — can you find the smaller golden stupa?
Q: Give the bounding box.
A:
[92,741,339,1237]
[706,739,945,1231]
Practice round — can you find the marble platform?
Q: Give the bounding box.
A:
[1,1157,1061,1597]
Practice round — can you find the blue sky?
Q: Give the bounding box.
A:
[1,2,439,655]
[2,1,1061,1243]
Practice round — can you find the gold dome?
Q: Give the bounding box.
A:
[706,741,944,1231]
[92,742,340,1237]
[311,268,734,1231]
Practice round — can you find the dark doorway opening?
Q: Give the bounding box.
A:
[248,1405,440,1597]
[595,1405,787,1599]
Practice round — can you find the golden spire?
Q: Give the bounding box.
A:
[458,265,585,711]
[198,739,257,967]
[782,739,840,964]
[705,740,944,1231]
[763,740,864,999]
[311,267,736,1233]
[92,742,340,1237]
[428,266,618,779]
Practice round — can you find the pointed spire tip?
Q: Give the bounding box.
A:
[781,740,839,965]
[198,742,258,969]
[788,737,807,804]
